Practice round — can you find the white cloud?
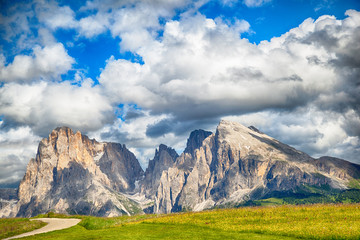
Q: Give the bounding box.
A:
[1,0,360,187]
[0,0,204,51]
[97,10,360,163]
[0,43,74,82]
[0,81,114,136]
[29,0,196,45]
[242,0,271,7]
[78,13,109,38]
[99,12,340,117]
[0,1,35,49]
[0,124,40,186]
[38,5,77,30]
[89,108,188,168]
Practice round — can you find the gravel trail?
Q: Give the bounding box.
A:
[5,218,81,239]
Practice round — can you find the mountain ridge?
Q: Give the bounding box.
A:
[1,120,359,217]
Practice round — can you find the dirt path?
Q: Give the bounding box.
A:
[5,218,81,239]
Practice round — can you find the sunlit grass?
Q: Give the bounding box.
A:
[0,218,46,239]
[145,204,360,239]
[3,203,360,239]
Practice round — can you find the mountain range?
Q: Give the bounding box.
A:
[1,120,360,218]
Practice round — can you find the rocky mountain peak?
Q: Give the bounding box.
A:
[13,126,145,217]
[215,120,267,154]
[52,126,74,134]
[141,144,179,199]
[214,120,307,162]
[216,120,257,138]
[155,144,179,162]
[184,129,212,155]
[154,119,360,214]
[248,126,263,134]
[38,126,103,172]
[98,142,144,192]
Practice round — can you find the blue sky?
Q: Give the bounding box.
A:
[2,0,359,82]
[200,0,360,41]
[0,0,360,187]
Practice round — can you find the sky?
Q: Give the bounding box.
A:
[0,0,359,188]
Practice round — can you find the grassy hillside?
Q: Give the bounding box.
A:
[2,204,360,239]
[234,185,360,208]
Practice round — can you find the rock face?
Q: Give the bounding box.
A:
[0,189,17,201]
[154,120,360,213]
[14,127,144,217]
[184,130,212,155]
[98,143,144,193]
[0,189,17,214]
[141,144,178,199]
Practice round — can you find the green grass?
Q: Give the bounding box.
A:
[0,218,47,239]
[236,184,360,207]
[3,203,360,240]
[348,179,360,190]
[256,197,285,206]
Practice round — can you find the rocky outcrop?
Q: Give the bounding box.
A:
[141,144,178,199]
[0,189,17,201]
[0,189,17,213]
[12,127,144,217]
[154,131,215,213]
[98,143,144,193]
[154,120,360,213]
[184,130,212,156]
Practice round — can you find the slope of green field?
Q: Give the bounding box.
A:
[3,204,360,240]
[0,218,46,239]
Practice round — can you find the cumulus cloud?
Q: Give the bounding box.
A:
[0,125,40,186]
[19,0,195,46]
[0,1,80,52]
[98,12,347,118]
[37,4,77,30]
[89,110,180,168]
[97,10,360,162]
[78,13,110,38]
[0,43,74,82]
[0,80,114,136]
[1,0,360,186]
[0,1,36,52]
[76,0,195,50]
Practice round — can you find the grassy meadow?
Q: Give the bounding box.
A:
[0,218,46,239]
[2,204,360,239]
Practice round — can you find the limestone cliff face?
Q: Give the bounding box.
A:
[98,143,144,193]
[154,120,360,213]
[184,130,212,156]
[141,144,178,199]
[15,127,144,217]
[154,129,214,213]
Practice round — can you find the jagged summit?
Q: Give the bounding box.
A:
[6,126,144,217]
[184,129,212,155]
[53,126,73,132]
[248,126,263,134]
[156,144,178,160]
[141,144,178,199]
[154,120,360,213]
